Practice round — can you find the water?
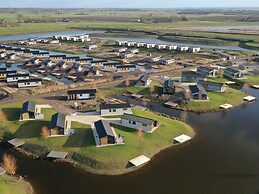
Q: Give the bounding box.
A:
[0,30,106,41]
[1,89,259,194]
[180,25,259,31]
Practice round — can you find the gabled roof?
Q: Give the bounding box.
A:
[117,64,136,69]
[18,78,42,83]
[100,103,131,110]
[164,79,175,89]
[7,73,29,78]
[189,84,207,95]
[225,68,241,74]
[67,89,97,95]
[139,74,150,82]
[49,112,67,129]
[121,113,156,125]
[50,54,67,58]
[182,71,205,78]
[21,101,35,114]
[94,120,115,138]
[198,80,224,88]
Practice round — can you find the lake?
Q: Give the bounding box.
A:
[1,88,259,194]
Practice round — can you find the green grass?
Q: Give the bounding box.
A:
[0,175,31,194]
[0,102,194,174]
[244,75,259,85]
[183,88,247,112]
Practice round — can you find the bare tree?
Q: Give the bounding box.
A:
[243,83,250,93]
[184,89,191,100]
[41,126,50,138]
[1,154,17,175]
[0,109,6,122]
[136,129,144,142]
[125,79,130,87]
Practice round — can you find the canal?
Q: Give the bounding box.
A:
[1,88,259,194]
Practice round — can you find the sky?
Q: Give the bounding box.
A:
[1,0,259,8]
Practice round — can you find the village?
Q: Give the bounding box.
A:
[0,31,259,176]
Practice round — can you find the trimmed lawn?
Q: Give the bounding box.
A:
[183,88,247,112]
[0,102,194,174]
[0,175,31,194]
[244,75,259,85]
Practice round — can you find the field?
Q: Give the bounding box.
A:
[0,101,194,175]
[0,175,32,194]
[183,88,247,112]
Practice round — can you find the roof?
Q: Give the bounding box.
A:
[50,54,66,58]
[76,57,93,62]
[174,134,191,143]
[67,89,97,95]
[139,74,150,83]
[7,74,29,78]
[117,64,136,69]
[129,155,150,167]
[121,113,155,125]
[225,68,241,74]
[164,79,175,88]
[100,103,131,110]
[197,66,217,72]
[91,59,108,63]
[189,84,207,95]
[21,101,36,114]
[49,112,67,129]
[8,138,25,147]
[94,120,116,138]
[182,71,205,78]
[198,80,224,88]
[47,151,68,159]
[103,62,121,66]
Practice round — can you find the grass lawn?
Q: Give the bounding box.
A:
[208,75,259,86]
[0,101,194,174]
[183,88,247,112]
[243,75,259,85]
[0,175,32,194]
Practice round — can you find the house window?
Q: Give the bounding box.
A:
[123,108,128,110]
[132,121,136,125]
[113,109,116,112]
[109,109,112,112]
[142,123,147,127]
[129,120,131,124]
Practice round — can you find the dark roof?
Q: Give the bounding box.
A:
[117,64,136,69]
[198,80,224,87]
[189,84,207,94]
[21,101,35,114]
[94,120,115,138]
[225,68,241,74]
[121,113,156,125]
[164,79,175,89]
[50,54,66,58]
[103,62,121,66]
[76,57,93,62]
[64,56,80,60]
[0,70,17,74]
[139,74,150,82]
[18,78,42,83]
[182,71,205,78]
[100,103,131,110]
[197,66,216,72]
[49,112,66,129]
[67,89,97,95]
[91,59,108,63]
[7,74,29,78]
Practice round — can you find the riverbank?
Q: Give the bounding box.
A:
[0,101,195,175]
[0,174,33,194]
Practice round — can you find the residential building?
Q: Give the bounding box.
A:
[181,71,205,82]
[197,66,219,77]
[198,80,226,92]
[121,113,159,133]
[224,68,244,79]
[135,74,152,87]
[20,101,36,120]
[94,120,116,146]
[188,84,208,100]
[100,103,132,116]
[6,74,30,83]
[116,64,136,72]
[49,113,71,136]
[18,79,42,88]
[163,79,176,94]
[67,89,97,100]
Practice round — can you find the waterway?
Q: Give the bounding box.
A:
[1,88,259,194]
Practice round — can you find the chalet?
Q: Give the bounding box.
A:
[160,59,174,65]
[103,62,121,71]
[7,53,15,60]
[167,45,178,50]
[113,47,127,53]
[223,59,245,67]
[50,55,66,60]
[100,103,132,116]
[163,79,175,94]
[146,56,160,63]
[29,57,41,65]
[116,41,128,46]
[94,120,116,146]
[76,57,93,64]
[224,68,244,79]
[197,66,219,77]
[20,101,36,120]
[120,52,134,59]
[128,48,139,54]
[135,74,152,87]
[0,70,16,79]
[18,79,42,88]
[121,113,159,133]
[179,47,189,52]
[156,44,167,50]
[64,56,80,62]
[86,45,98,50]
[181,71,205,82]
[57,61,69,70]
[198,80,226,92]
[188,84,208,100]
[49,113,71,136]
[116,64,136,72]
[136,42,146,47]
[127,42,136,47]
[67,89,97,100]
[91,59,108,67]
[146,43,156,49]
[6,74,30,83]
[45,59,54,67]
[189,48,201,53]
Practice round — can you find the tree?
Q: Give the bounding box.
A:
[41,126,50,138]
[1,154,17,175]
[0,109,6,122]
[16,14,24,23]
[136,129,144,142]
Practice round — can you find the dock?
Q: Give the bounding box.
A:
[47,151,68,159]
[134,105,147,111]
[8,138,25,147]
[225,81,236,85]
[130,94,144,99]
[0,166,6,175]
[220,103,233,110]
[252,85,259,89]
[173,134,191,144]
[164,101,178,108]
[243,96,256,102]
[129,155,150,167]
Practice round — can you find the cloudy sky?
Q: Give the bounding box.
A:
[1,0,259,8]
